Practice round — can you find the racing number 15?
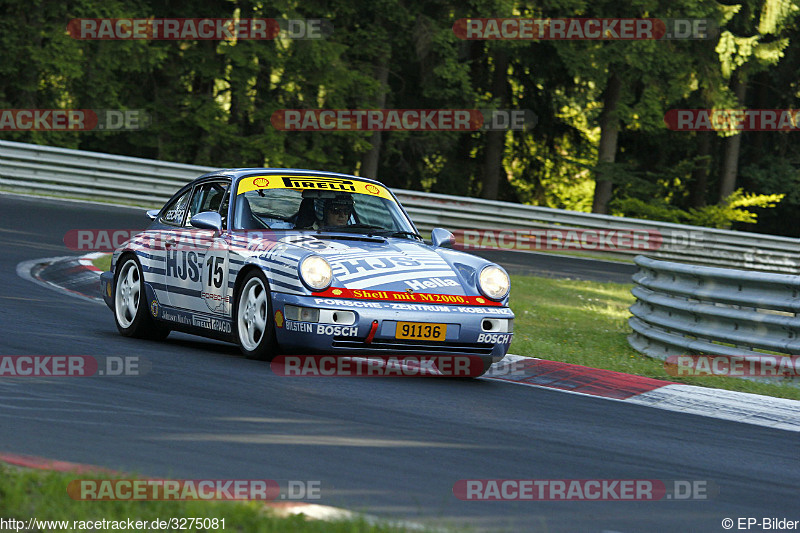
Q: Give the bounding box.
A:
[205,256,224,288]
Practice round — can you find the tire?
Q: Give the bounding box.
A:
[234,269,277,361]
[476,356,496,377]
[114,255,170,340]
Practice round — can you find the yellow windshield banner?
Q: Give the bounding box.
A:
[236,175,395,201]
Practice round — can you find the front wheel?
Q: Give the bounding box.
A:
[114,255,170,340]
[234,270,277,361]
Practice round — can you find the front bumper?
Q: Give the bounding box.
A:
[101,271,114,310]
[272,293,514,361]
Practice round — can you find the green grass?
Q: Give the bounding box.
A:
[0,465,415,533]
[90,251,799,400]
[507,275,800,400]
[93,253,112,272]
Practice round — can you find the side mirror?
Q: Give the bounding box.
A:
[431,228,455,248]
[146,209,159,220]
[190,211,223,232]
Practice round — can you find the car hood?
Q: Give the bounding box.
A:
[281,234,473,294]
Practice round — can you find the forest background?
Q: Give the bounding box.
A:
[3,0,799,235]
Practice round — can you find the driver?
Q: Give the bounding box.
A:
[320,194,354,227]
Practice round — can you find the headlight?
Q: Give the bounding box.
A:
[478,265,510,300]
[299,255,333,291]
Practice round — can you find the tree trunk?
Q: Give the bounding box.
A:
[718,76,747,202]
[191,40,219,165]
[360,51,390,179]
[591,71,622,214]
[690,132,711,208]
[439,40,482,196]
[481,50,509,200]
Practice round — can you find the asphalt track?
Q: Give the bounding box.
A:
[2,193,798,532]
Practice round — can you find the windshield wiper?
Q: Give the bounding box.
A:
[316,224,422,241]
[317,223,385,233]
[368,230,423,241]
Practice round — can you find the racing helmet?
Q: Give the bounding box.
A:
[318,194,354,221]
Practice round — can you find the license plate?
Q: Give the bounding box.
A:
[395,322,447,341]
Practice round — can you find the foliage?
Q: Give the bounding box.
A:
[612,189,785,228]
[610,197,690,224]
[1,0,799,234]
[686,189,785,227]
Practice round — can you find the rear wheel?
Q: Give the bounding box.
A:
[234,270,277,361]
[114,255,170,340]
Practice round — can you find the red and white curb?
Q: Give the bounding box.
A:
[491,355,800,432]
[16,256,103,303]
[77,251,106,272]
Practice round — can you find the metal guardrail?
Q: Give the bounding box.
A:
[0,140,798,272]
[628,255,800,384]
[0,140,213,204]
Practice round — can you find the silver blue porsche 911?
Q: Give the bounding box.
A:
[100,169,513,375]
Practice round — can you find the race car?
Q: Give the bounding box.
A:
[100,169,514,375]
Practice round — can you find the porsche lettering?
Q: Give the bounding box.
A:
[313,298,382,308]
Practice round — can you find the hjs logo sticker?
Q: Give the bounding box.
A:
[166,250,201,281]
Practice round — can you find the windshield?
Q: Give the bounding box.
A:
[232,175,417,236]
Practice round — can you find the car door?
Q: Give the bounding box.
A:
[165,179,231,316]
[149,187,193,309]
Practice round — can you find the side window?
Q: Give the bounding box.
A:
[160,189,192,226]
[185,181,229,227]
[218,185,230,229]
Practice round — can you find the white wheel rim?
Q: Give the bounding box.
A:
[238,277,268,351]
[115,259,141,328]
